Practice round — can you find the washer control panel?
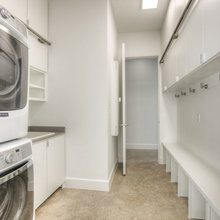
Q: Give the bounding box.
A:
[0,140,32,171]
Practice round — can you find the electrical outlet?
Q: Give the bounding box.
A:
[196,113,201,123]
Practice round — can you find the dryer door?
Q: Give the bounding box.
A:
[0,25,28,111]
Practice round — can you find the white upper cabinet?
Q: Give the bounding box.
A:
[32,140,48,209]
[29,33,48,72]
[161,0,189,53]
[160,0,220,91]
[27,0,48,38]
[161,0,176,52]
[0,0,28,23]
[184,1,204,74]
[203,0,220,61]
[28,0,48,72]
[175,28,187,79]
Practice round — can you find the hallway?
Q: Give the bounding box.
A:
[36,150,189,220]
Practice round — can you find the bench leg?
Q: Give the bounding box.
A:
[171,157,178,182]
[178,166,188,197]
[165,151,171,173]
[188,180,206,219]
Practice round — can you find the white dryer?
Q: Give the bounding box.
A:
[0,7,29,143]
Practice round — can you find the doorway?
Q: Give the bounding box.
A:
[126,58,158,164]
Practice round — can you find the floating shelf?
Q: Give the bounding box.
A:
[29,97,46,102]
[29,83,45,90]
[164,51,220,93]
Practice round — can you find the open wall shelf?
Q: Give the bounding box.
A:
[29,66,47,102]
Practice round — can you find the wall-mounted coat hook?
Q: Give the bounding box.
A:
[175,94,180,98]
[200,82,208,89]
[181,91,186,96]
[189,88,196,93]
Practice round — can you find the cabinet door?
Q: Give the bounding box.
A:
[29,32,48,72]
[0,0,27,23]
[176,26,187,79]
[161,0,176,52]
[27,0,48,72]
[47,135,65,196]
[32,141,48,209]
[185,1,204,74]
[27,0,48,38]
[203,0,220,61]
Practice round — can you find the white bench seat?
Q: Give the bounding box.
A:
[163,142,220,219]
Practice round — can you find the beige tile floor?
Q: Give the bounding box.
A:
[36,150,190,220]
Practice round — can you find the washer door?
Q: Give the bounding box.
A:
[0,25,28,111]
[0,161,34,220]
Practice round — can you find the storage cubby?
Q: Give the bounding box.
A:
[29,66,47,102]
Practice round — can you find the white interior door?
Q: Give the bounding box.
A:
[121,43,127,176]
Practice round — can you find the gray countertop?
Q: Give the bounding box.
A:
[26,126,65,143]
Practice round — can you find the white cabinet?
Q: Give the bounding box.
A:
[28,0,48,72]
[161,0,189,53]
[185,1,204,74]
[203,0,220,61]
[161,0,176,52]
[175,28,187,79]
[32,134,65,209]
[32,141,48,209]
[161,0,220,92]
[0,0,28,23]
[0,0,49,73]
[27,0,48,38]
[47,135,65,196]
[29,67,47,102]
[29,34,48,72]
[162,44,177,91]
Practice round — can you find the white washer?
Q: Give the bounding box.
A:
[0,6,29,143]
[0,138,34,220]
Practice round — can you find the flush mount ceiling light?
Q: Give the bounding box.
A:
[142,0,158,9]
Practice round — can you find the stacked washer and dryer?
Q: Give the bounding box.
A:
[0,6,34,220]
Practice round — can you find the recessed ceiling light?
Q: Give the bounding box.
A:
[142,0,158,9]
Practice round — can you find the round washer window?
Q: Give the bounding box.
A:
[0,176,26,220]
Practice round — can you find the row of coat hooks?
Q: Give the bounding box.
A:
[174,82,209,98]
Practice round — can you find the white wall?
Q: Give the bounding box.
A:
[107,0,118,181]
[29,0,117,191]
[177,86,220,172]
[126,58,158,150]
[118,31,161,58]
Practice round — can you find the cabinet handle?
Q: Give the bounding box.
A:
[46,140,49,147]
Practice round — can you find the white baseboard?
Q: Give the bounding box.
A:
[126,143,158,150]
[63,159,118,192]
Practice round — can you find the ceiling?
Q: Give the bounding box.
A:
[111,0,170,33]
